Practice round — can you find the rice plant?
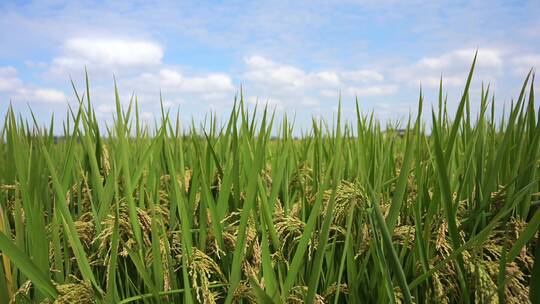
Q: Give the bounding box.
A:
[0,57,539,303]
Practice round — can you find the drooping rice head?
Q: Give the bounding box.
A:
[427,216,534,303]
[52,281,95,304]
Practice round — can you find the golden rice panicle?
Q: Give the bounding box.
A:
[53,281,95,304]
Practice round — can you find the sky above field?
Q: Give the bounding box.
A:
[1,0,539,130]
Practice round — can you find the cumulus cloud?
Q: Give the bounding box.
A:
[62,55,394,114]
[341,70,384,82]
[243,55,392,94]
[242,55,397,109]
[88,68,238,113]
[51,38,164,73]
[33,89,66,103]
[247,96,285,111]
[244,56,359,91]
[417,49,503,70]
[8,43,533,129]
[393,48,503,88]
[0,66,66,103]
[148,69,234,93]
[511,54,540,75]
[244,56,312,89]
[129,69,234,96]
[0,67,23,92]
[314,71,341,86]
[344,84,398,97]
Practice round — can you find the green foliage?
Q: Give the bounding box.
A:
[0,59,539,303]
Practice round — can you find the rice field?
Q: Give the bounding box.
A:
[0,58,539,303]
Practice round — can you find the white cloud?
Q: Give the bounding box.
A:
[345,84,398,97]
[243,56,352,90]
[417,49,502,70]
[183,74,234,93]
[244,56,308,88]
[247,96,285,111]
[0,67,18,75]
[0,0,537,131]
[394,48,503,88]
[97,104,114,114]
[0,66,67,104]
[0,67,23,92]
[140,111,154,121]
[33,89,66,103]
[417,76,464,87]
[243,56,395,96]
[314,71,341,86]
[341,70,384,82]
[320,89,340,98]
[86,68,238,113]
[245,56,274,69]
[51,38,164,73]
[134,69,234,94]
[10,87,68,104]
[240,55,399,112]
[511,54,540,75]
[0,78,21,92]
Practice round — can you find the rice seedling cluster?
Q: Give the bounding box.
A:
[0,58,539,303]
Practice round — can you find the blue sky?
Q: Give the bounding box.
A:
[0,0,539,130]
